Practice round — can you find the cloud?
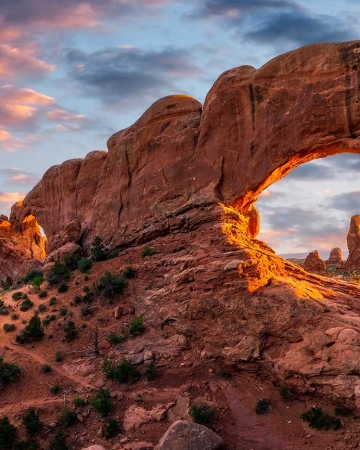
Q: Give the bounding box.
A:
[0,44,55,80]
[0,129,24,152]
[0,191,24,203]
[328,191,360,214]
[66,46,200,104]
[285,161,334,181]
[244,11,355,47]
[0,168,40,187]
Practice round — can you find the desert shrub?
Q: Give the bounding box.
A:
[55,351,64,362]
[123,266,136,279]
[49,297,57,306]
[90,388,112,417]
[103,418,119,439]
[73,295,82,305]
[107,333,124,345]
[2,276,13,290]
[10,313,19,320]
[143,362,157,381]
[13,440,40,450]
[58,283,68,294]
[0,416,17,448]
[141,246,153,258]
[20,298,34,312]
[42,314,56,327]
[41,364,52,374]
[32,275,43,290]
[129,315,144,336]
[334,406,352,417]
[49,384,61,395]
[0,358,21,388]
[64,253,81,271]
[38,290,47,299]
[64,321,77,342]
[12,292,23,301]
[0,302,9,315]
[37,303,46,312]
[83,291,94,303]
[25,270,43,283]
[80,304,93,317]
[301,407,341,430]
[25,312,45,341]
[91,236,106,262]
[58,408,78,427]
[189,404,215,426]
[49,428,69,450]
[279,386,294,401]
[22,407,43,435]
[83,285,90,293]
[84,275,89,281]
[47,261,70,286]
[73,397,85,408]
[102,357,140,384]
[3,323,15,332]
[255,399,270,415]
[218,369,231,379]
[59,306,68,317]
[78,258,92,273]
[97,271,127,299]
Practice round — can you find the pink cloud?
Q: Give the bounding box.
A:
[0,129,24,152]
[0,191,25,203]
[47,109,85,122]
[7,173,40,186]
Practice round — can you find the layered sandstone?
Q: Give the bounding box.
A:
[326,247,344,268]
[346,215,360,270]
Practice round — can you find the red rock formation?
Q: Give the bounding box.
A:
[304,250,326,275]
[326,247,344,268]
[346,215,360,270]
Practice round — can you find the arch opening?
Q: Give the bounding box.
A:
[256,152,360,261]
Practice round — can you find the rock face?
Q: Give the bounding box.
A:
[326,247,344,268]
[9,41,360,259]
[155,421,223,450]
[304,250,326,275]
[346,215,360,270]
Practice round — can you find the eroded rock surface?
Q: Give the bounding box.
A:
[326,247,344,268]
[346,215,360,270]
[304,250,326,275]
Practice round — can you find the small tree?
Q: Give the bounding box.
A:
[49,428,69,450]
[91,236,106,262]
[31,275,43,291]
[25,312,45,341]
[0,416,17,448]
[22,407,43,435]
[64,321,78,342]
[97,271,127,298]
[90,388,112,417]
[0,358,21,389]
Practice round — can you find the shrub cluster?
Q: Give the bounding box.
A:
[300,407,341,430]
[0,358,21,389]
[96,271,127,299]
[102,357,140,384]
[47,261,70,286]
[16,312,45,343]
[90,388,112,417]
[189,404,216,426]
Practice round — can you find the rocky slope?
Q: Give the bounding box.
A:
[2,40,360,449]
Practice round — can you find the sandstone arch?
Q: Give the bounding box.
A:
[8,40,360,257]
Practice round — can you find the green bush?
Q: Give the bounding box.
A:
[90,388,112,417]
[189,404,215,426]
[97,271,127,299]
[83,285,90,293]
[64,321,77,342]
[20,298,34,312]
[55,351,64,362]
[49,297,57,306]
[47,261,70,286]
[13,440,39,450]
[49,384,61,395]
[58,408,78,427]
[73,295,82,305]
[64,253,81,271]
[37,303,46,312]
[59,306,68,316]
[0,302,9,315]
[58,283,68,294]
[41,364,52,374]
[123,266,136,279]
[0,358,21,389]
[255,399,270,415]
[12,292,24,301]
[22,407,43,435]
[3,323,15,332]
[80,304,93,317]
[78,257,93,273]
[141,246,153,258]
[32,275,44,290]
[73,397,85,408]
[25,270,43,283]
[218,369,231,379]
[129,315,144,336]
[102,357,140,384]
[10,313,19,321]
[2,276,13,290]
[38,290,47,299]
[107,333,124,345]
[49,428,69,450]
[279,386,294,401]
[0,416,17,448]
[334,406,352,417]
[301,407,341,430]
[91,236,106,262]
[25,312,45,341]
[107,249,119,260]
[103,418,119,439]
[143,362,157,381]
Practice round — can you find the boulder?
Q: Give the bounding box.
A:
[304,250,326,275]
[155,421,223,450]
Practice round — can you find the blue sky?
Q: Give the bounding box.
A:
[1,0,360,255]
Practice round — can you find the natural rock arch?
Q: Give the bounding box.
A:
[8,40,360,258]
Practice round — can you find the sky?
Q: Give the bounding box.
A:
[0,0,360,256]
